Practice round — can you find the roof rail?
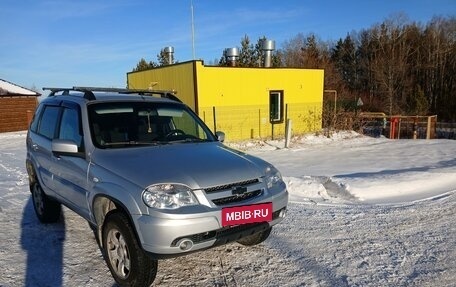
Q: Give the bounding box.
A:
[43,87,96,100]
[43,86,182,103]
[74,86,182,103]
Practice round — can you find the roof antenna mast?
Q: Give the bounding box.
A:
[191,0,196,60]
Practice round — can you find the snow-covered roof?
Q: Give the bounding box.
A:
[0,79,40,96]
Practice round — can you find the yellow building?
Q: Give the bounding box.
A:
[127,60,324,141]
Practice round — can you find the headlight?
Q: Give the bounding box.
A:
[265,166,283,189]
[142,184,198,209]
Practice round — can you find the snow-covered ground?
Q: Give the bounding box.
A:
[0,131,455,286]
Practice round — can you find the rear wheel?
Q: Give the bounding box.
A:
[102,211,157,287]
[237,227,272,246]
[31,181,61,223]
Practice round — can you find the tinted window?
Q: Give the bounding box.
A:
[38,106,60,139]
[30,103,45,133]
[58,107,83,147]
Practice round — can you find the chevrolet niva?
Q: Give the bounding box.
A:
[26,87,288,286]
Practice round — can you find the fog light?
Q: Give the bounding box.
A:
[177,238,194,251]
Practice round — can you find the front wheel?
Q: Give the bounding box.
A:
[102,211,157,287]
[237,227,272,246]
[31,181,61,223]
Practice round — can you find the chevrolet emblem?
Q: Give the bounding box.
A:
[232,186,247,196]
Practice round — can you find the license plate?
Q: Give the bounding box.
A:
[222,203,273,227]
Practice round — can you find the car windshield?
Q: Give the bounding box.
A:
[88,102,215,148]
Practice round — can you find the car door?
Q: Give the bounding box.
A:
[28,102,61,196]
[52,102,91,219]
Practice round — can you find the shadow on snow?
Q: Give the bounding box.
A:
[20,197,66,287]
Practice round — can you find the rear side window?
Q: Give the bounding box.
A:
[38,106,60,139]
[58,107,83,147]
[29,104,45,133]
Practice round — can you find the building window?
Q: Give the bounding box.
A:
[269,91,284,123]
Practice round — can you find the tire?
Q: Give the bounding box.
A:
[102,211,157,287]
[31,181,61,223]
[237,227,272,246]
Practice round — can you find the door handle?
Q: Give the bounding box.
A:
[32,144,39,151]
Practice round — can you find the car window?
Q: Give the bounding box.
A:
[168,108,209,139]
[37,105,60,139]
[58,107,83,148]
[30,103,45,133]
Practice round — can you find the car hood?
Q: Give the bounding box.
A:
[91,142,268,189]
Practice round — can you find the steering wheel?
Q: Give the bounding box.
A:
[165,129,186,138]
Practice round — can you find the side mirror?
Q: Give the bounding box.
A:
[52,139,83,157]
[215,131,225,142]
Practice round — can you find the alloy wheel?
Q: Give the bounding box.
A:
[106,228,131,279]
[32,184,44,215]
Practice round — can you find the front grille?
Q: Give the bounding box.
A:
[214,222,270,245]
[212,189,263,206]
[204,178,259,193]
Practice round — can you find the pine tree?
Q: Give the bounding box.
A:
[132,58,157,72]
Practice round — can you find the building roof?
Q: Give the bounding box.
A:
[0,79,40,96]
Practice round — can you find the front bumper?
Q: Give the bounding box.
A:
[133,189,288,258]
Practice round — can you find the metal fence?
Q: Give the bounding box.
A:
[199,103,322,141]
[357,114,439,139]
[436,122,456,139]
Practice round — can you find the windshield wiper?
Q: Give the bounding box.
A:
[102,141,167,147]
[165,138,211,144]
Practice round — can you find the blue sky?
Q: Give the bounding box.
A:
[1,0,454,93]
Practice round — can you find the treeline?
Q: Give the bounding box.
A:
[280,15,456,121]
[234,16,455,121]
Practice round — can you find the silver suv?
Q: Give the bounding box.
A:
[26,87,288,286]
